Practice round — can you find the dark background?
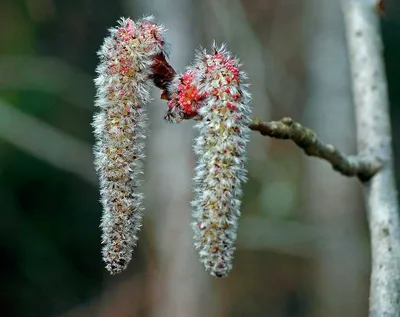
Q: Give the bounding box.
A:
[0,0,399,316]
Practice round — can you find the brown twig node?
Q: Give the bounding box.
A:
[249,117,381,182]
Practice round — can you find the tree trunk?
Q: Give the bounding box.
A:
[302,0,367,316]
[342,1,400,316]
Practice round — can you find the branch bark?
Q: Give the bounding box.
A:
[249,117,380,181]
[342,0,400,316]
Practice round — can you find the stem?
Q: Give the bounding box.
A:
[249,117,380,181]
[342,0,400,316]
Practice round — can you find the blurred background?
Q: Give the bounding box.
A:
[1,0,399,316]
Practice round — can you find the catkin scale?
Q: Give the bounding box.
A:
[93,16,167,274]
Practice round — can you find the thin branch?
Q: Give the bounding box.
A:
[249,117,380,182]
[342,1,400,316]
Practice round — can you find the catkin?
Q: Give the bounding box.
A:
[165,44,252,277]
[93,16,167,274]
[192,44,252,277]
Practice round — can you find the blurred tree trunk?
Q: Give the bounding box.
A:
[342,1,400,315]
[123,1,214,317]
[302,0,368,317]
[201,0,271,177]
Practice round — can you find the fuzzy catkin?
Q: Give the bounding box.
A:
[93,16,167,274]
[165,44,252,277]
[192,45,252,277]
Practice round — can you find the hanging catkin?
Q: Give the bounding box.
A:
[93,16,167,274]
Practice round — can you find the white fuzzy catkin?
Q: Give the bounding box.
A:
[93,16,167,274]
[191,44,252,277]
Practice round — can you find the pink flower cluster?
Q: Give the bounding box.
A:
[164,70,205,122]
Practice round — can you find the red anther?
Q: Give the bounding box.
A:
[226,102,237,111]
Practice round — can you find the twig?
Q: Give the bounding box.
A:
[342,1,400,316]
[249,117,380,182]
